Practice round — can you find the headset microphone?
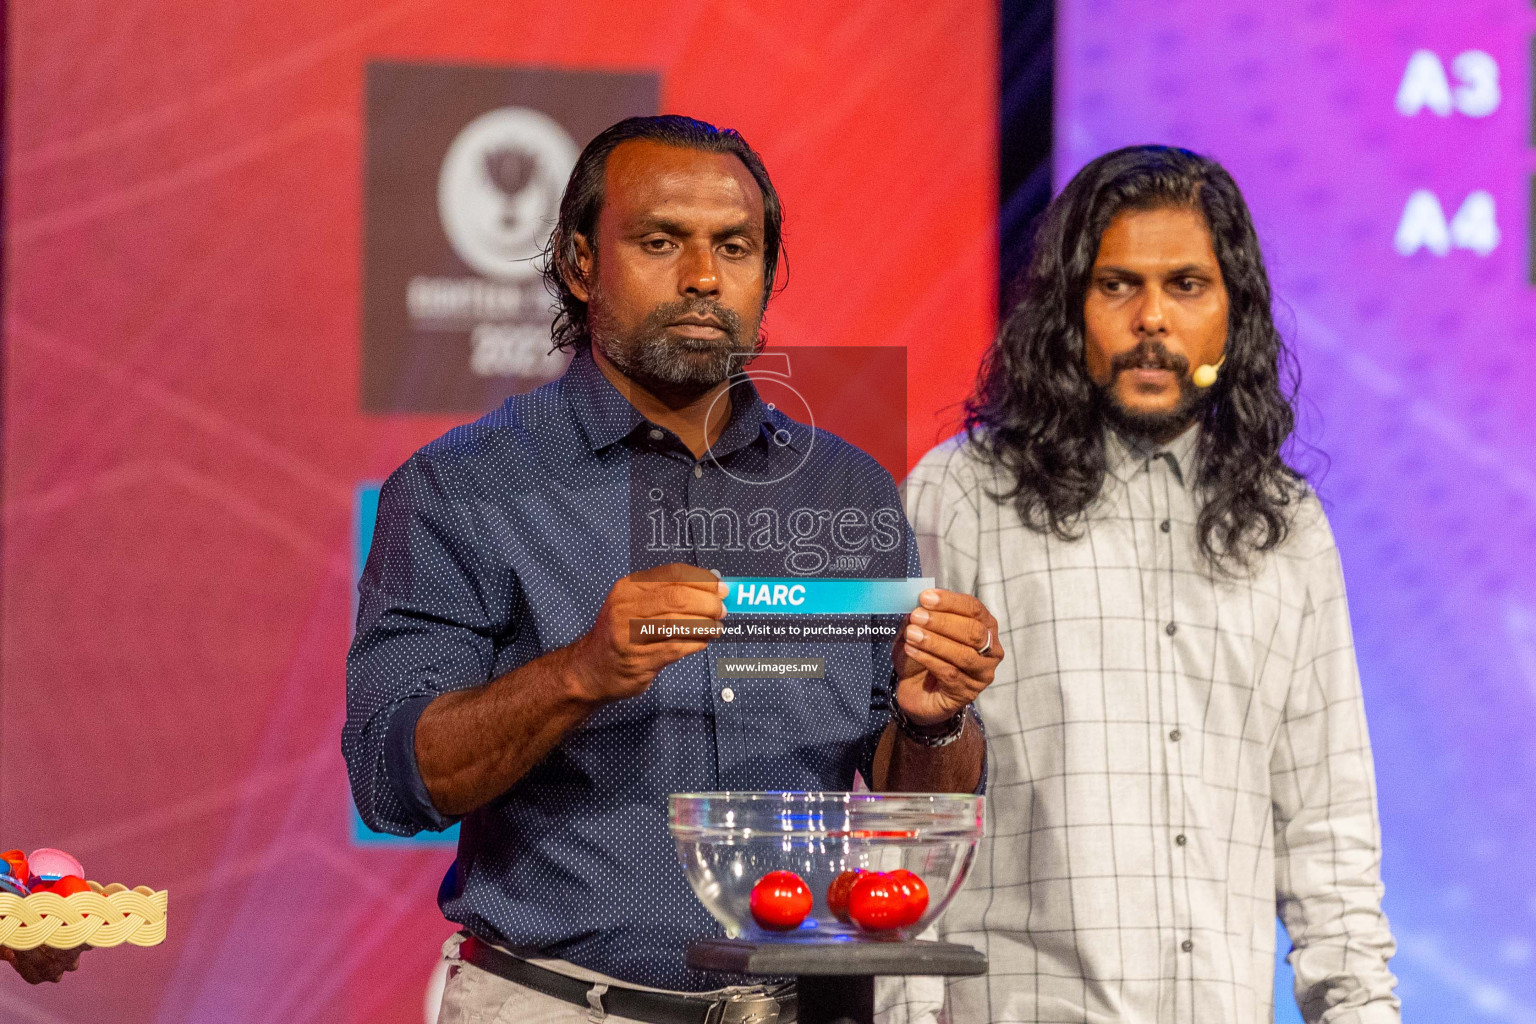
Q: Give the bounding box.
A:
[1192,355,1225,388]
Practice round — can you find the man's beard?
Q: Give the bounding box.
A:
[1096,337,1209,442]
[591,297,757,393]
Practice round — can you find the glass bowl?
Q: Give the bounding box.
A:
[669,791,983,941]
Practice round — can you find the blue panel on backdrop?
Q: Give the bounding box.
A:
[1275,919,1302,1024]
[351,482,459,848]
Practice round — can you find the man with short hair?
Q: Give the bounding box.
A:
[893,146,1399,1023]
[344,115,1002,1023]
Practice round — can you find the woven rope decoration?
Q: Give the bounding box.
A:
[0,881,166,949]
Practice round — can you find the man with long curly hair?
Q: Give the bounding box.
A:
[894,146,1400,1023]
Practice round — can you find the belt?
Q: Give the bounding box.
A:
[457,934,795,1024]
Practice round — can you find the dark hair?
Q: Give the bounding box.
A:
[967,144,1305,573]
[542,115,786,351]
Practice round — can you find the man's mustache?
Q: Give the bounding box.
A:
[1109,338,1190,378]
[645,299,744,346]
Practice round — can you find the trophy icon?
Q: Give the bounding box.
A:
[437,107,577,282]
[483,146,539,233]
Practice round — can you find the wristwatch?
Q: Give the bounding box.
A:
[891,702,970,748]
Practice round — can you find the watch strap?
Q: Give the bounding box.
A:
[891,702,969,748]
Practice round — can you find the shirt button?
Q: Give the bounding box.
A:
[1175,833,1187,846]
[1182,939,1194,952]
[694,464,703,478]
[649,428,664,441]
[1160,519,1171,533]
[1165,622,1178,636]
[720,687,735,703]
[1169,729,1181,742]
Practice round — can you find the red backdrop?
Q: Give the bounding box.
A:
[1,3,995,1020]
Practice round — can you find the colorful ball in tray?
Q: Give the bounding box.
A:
[748,871,812,931]
[0,850,27,885]
[0,848,88,896]
[37,875,91,898]
[27,849,84,884]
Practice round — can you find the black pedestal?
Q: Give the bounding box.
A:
[687,938,986,1024]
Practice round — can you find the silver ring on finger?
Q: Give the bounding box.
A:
[975,629,993,656]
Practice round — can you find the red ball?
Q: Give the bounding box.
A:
[43,875,90,898]
[847,872,908,932]
[826,870,864,924]
[886,869,930,927]
[749,871,812,931]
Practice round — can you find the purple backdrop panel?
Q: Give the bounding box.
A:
[1060,2,1536,1020]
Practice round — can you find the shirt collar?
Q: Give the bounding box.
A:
[710,376,793,458]
[1104,422,1200,487]
[564,347,645,451]
[562,346,801,457]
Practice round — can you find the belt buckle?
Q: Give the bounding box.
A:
[717,993,780,1024]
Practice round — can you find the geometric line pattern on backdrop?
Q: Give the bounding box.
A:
[1394,929,1536,1024]
[1290,304,1536,512]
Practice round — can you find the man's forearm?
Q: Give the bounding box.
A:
[413,646,595,817]
[870,713,984,793]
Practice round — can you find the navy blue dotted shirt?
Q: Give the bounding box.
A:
[342,349,919,990]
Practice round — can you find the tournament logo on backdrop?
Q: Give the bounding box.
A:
[362,62,658,413]
[436,107,575,284]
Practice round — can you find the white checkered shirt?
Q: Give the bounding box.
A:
[883,429,1399,1024]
